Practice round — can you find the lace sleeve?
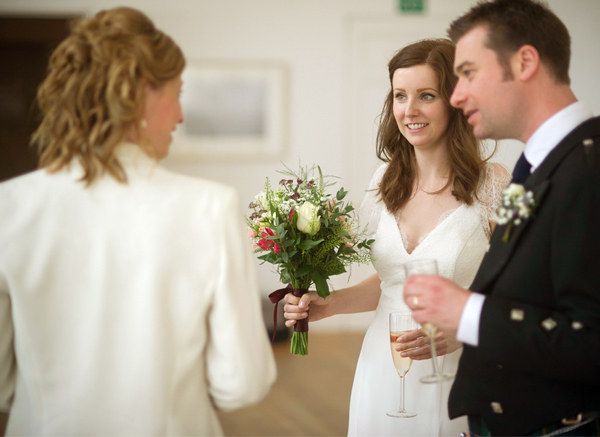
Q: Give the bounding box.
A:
[476,162,511,237]
[358,163,387,236]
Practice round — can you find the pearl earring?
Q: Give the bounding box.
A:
[141,119,148,128]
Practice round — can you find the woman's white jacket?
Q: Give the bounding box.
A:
[0,143,276,436]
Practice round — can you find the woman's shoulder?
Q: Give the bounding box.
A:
[375,162,389,172]
[484,161,511,179]
[473,161,510,212]
[479,162,511,194]
[0,168,66,200]
[160,167,234,193]
[369,162,388,186]
[156,167,240,208]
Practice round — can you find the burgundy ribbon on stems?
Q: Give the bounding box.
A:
[268,285,309,342]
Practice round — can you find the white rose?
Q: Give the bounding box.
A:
[296,202,321,235]
[505,183,525,197]
[255,192,269,210]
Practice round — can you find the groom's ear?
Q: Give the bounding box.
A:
[512,45,540,82]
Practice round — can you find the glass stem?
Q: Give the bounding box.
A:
[429,341,440,374]
[399,376,406,413]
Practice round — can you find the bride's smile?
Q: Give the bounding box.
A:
[392,64,450,152]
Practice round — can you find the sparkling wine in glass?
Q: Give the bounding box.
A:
[404,259,454,384]
[387,311,418,418]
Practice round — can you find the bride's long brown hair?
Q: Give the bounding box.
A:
[376,38,484,214]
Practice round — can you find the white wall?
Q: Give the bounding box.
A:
[2,0,599,332]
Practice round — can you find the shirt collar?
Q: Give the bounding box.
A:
[524,101,593,172]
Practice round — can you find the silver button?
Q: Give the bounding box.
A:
[562,413,583,425]
[571,321,584,330]
[510,309,524,321]
[542,318,557,331]
[491,402,503,414]
[583,138,594,146]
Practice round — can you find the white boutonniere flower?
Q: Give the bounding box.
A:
[494,183,537,242]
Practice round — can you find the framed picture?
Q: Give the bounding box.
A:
[169,60,288,160]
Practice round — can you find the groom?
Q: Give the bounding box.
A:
[403,0,600,436]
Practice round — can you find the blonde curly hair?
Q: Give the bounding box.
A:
[32,7,185,185]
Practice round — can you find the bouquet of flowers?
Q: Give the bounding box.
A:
[246,164,374,355]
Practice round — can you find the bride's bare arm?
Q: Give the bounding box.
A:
[283,273,381,326]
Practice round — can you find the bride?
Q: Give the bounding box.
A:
[283,38,509,436]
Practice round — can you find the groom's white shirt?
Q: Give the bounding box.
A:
[457,100,593,346]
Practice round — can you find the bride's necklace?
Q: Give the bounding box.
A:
[418,178,450,195]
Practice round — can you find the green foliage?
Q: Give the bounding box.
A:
[246,163,375,298]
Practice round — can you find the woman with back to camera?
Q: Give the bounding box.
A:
[284,38,510,436]
[0,7,275,436]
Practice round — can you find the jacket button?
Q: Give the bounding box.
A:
[571,321,584,330]
[491,402,503,414]
[542,318,557,331]
[510,309,524,321]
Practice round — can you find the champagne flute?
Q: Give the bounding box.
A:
[404,259,454,384]
[387,310,418,418]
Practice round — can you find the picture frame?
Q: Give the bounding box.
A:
[169,60,288,161]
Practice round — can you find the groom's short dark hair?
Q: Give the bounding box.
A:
[447,0,571,84]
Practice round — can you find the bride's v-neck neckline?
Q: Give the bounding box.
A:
[394,204,466,255]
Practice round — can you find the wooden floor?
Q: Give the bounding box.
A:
[0,333,365,437]
[218,333,364,437]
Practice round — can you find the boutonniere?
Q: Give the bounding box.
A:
[494,183,538,243]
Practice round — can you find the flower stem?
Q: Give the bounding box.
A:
[290,331,308,355]
[289,275,310,355]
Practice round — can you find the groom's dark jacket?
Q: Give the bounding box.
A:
[449,116,600,436]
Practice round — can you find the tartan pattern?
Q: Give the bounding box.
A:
[468,415,600,436]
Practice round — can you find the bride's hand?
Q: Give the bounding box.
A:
[395,329,462,360]
[283,290,332,326]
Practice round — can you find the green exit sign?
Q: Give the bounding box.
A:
[399,0,425,14]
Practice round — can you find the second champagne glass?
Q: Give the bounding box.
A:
[404,259,454,384]
[387,310,419,418]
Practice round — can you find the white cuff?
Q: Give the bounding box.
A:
[456,292,485,346]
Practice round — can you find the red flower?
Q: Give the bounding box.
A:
[273,243,281,254]
[260,227,274,238]
[289,210,295,222]
[258,239,273,250]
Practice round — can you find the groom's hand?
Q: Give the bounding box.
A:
[403,274,471,337]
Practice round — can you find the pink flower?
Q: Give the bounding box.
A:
[248,228,257,238]
[273,243,281,254]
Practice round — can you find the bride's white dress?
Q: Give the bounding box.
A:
[348,163,509,437]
